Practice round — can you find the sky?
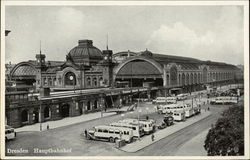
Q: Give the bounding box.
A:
[5,5,244,65]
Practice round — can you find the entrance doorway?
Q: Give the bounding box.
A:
[61,104,70,117]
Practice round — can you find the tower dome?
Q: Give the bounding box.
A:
[67,40,104,66]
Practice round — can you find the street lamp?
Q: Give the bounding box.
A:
[70,75,75,93]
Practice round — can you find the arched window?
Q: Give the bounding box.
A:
[64,72,76,86]
[182,73,185,85]
[170,66,178,86]
[194,73,197,84]
[93,77,97,87]
[21,110,28,122]
[86,77,91,86]
[213,73,216,81]
[166,75,170,86]
[190,73,193,85]
[99,77,103,86]
[203,68,208,83]
[178,74,181,85]
[186,74,189,85]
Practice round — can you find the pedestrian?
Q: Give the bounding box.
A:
[208,107,210,111]
[151,134,155,141]
[146,116,149,120]
[84,129,87,138]
[47,124,49,130]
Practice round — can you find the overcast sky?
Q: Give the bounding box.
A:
[5,5,244,65]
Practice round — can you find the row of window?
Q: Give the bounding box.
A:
[166,71,234,86]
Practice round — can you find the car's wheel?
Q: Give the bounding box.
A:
[109,137,114,143]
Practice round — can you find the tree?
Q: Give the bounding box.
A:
[204,105,244,156]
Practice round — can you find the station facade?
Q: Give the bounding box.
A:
[6,39,241,127]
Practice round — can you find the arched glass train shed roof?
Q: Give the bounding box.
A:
[114,50,238,72]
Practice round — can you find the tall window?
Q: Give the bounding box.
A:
[203,68,208,83]
[93,77,97,87]
[170,66,178,86]
[86,77,91,86]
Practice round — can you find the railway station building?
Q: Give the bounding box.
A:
[6,39,241,127]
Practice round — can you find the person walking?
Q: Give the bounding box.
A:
[84,129,87,138]
[151,133,155,141]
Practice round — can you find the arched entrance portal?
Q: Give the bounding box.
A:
[21,110,28,122]
[60,104,70,117]
[33,110,39,123]
[115,59,163,87]
[44,106,51,119]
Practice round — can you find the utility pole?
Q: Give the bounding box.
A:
[39,40,43,131]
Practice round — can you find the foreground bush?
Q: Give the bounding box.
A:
[204,105,244,156]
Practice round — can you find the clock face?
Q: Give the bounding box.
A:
[104,56,108,60]
[37,59,40,63]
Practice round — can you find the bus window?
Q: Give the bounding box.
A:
[109,130,114,134]
[115,131,120,134]
[97,129,103,132]
[103,129,108,133]
[132,127,136,130]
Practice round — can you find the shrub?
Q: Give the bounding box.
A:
[204,105,244,156]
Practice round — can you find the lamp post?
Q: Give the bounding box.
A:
[137,93,142,141]
[70,75,75,93]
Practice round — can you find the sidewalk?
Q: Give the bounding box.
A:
[119,109,211,153]
[15,106,130,132]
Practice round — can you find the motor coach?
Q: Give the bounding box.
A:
[176,94,188,101]
[159,103,179,114]
[86,125,133,143]
[166,97,177,104]
[210,96,238,105]
[173,111,186,121]
[154,97,168,104]
[120,118,156,135]
[110,122,143,138]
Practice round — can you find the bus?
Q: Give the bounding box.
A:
[176,94,188,101]
[5,125,16,141]
[173,111,186,121]
[159,103,179,114]
[166,97,177,104]
[119,118,156,135]
[85,125,133,143]
[210,96,238,105]
[184,107,194,118]
[110,122,143,138]
[153,97,168,104]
